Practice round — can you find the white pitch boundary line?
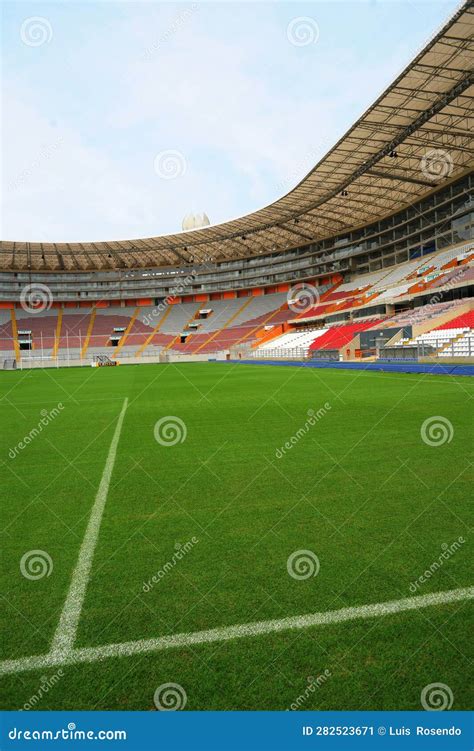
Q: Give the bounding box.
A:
[50,397,129,658]
[1,586,472,676]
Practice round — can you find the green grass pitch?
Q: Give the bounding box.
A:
[1,362,472,710]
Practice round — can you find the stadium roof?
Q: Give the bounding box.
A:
[2,1,473,272]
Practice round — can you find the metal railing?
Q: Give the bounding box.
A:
[246,347,309,361]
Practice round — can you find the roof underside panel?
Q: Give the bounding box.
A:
[1,2,473,272]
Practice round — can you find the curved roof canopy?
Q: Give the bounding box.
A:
[2,2,473,272]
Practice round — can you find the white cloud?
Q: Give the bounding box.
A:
[1,1,451,242]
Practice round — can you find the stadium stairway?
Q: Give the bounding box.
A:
[192,298,254,353]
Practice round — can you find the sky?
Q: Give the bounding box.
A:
[1,0,461,243]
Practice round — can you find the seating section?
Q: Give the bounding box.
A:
[3,241,473,361]
[257,328,328,354]
[295,242,474,322]
[438,330,474,357]
[2,293,293,359]
[378,299,466,328]
[391,304,474,355]
[434,310,474,331]
[170,294,291,353]
[309,321,382,351]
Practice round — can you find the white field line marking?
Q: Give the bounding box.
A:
[2,585,472,676]
[50,397,129,658]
